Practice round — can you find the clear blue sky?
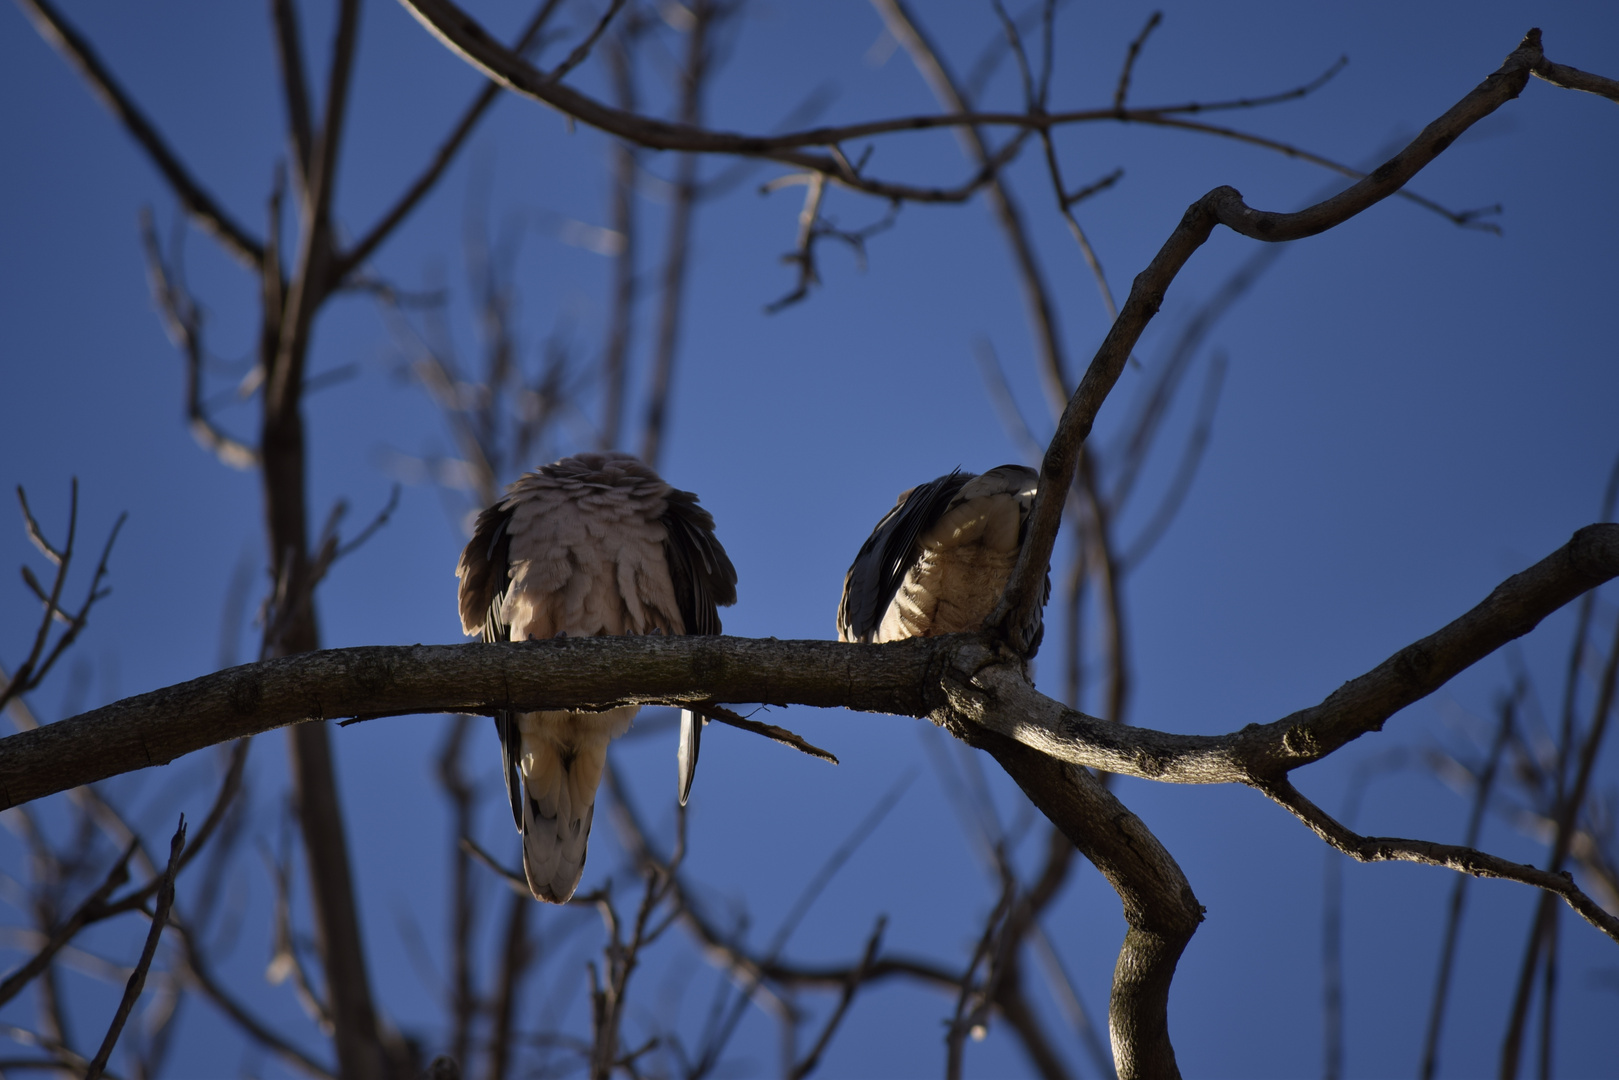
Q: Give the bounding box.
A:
[2,1,1616,1076]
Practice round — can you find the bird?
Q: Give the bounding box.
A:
[456,452,736,903]
[838,465,1040,644]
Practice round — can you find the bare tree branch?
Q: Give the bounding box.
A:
[639,0,722,468]
[0,840,135,1010]
[271,0,315,188]
[1113,12,1163,111]
[874,0,1071,413]
[139,209,260,470]
[990,30,1561,653]
[170,916,336,1079]
[787,918,884,1080]
[1420,693,1516,1080]
[3,483,127,717]
[14,0,265,267]
[84,818,186,1080]
[6,523,1615,813]
[1257,776,1619,944]
[693,703,839,765]
[334,0,563,282]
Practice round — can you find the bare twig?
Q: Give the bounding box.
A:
[3,483,127,717]
[170,916,336,1079]
[874,0,1071,413]
[946,862,1016,1079]
[599,20,642,452]
[139,209,260,470]
[487,890,532,1080]
[16,0,264,267]
[1501,586,1619,1075]
[788,918,884,1080]
[433,716,477,1068]
[1530,57,1619,101]
[1256,777,1619,945]
[992,30,1560,653]
[544,0,628,85]
[459,836,531,897]
[691,703,840,764]
[0,839,135,1009]
[84,817,186,1080]
[1117,352,1227,571]
[1112,12,1162,111]
[639,0,722,468]
[1420,692,1516,1079]
[335,0,561,280]
[271,0,315,186]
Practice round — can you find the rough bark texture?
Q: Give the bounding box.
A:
[0,637,941,810]
[7,523,1614,813]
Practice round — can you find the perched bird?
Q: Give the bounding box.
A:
[838,465,1040,644]
[457,452,736,903]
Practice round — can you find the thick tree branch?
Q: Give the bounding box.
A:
[6,523,1615,813]
[963,524,1619,781]
[966,731,1200,1080]
[0,637,942,810]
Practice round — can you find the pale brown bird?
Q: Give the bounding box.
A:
[838,465,1039,643]
[457,452,736,903]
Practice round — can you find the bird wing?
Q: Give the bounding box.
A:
[457,500,524,830]
[837,470,971,643]
[661,486,738,805]
[661,487,738,635]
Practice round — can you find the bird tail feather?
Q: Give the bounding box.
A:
[677,708,705,807]
[519,729,609,904]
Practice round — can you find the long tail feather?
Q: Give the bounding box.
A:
[677,708,705,807]
[519,729,609,903]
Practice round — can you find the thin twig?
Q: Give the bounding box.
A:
[692,703,839,764]
[1256,777,1619,944]
[544,0,628,84]
[84,817,187,1080]
[1420,691,1516,1079]
[335,0,561,280]
[139,209,259,470]
[16,0,264,266]
[1112,12,1162,110]
[0,840,136,1009]
[787,917,885,1080]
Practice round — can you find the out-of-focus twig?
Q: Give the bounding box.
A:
[84,817,187,1080]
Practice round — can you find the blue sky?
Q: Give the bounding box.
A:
[2,1,1617,1076]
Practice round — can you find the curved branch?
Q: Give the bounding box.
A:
[966,730,1200,1080]
[962,524,1619,782]
[990,30,1553,652]
[399,0,1018,203]
[1257,777,1619,945]
[397,0,1478,213]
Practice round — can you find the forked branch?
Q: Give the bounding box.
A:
[990,29,1599,654]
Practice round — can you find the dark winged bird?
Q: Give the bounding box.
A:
[457,452,736,903]
[838,465,1039,643]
